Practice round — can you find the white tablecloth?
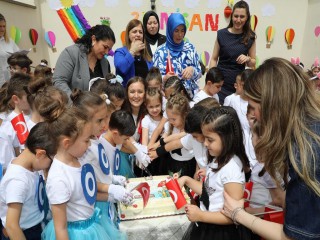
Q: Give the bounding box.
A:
[120,214,190,240]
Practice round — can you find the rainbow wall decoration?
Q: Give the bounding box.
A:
[57,5,91,42]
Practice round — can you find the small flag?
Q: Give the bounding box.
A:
[166,50,174,74]
[131,182,150,208]
[165,178,187,209]
[11,113,29,144]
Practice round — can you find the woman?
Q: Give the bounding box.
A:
[209,0,256,104]
[143,11,166,57]
[221,57,320,240]
[153,13,201,100]
[114,19,153,86]
[0,13,19,87]
[53,25,115,98]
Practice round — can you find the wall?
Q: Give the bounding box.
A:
[1,0,319,73]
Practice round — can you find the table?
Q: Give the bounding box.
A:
[120,214,190,240]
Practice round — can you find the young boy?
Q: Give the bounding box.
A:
[223,72,244,107]
[7,52,33,75]
[192,67,224,107]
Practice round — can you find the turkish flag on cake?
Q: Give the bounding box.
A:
[11,113,29,144]
[131,182,150,208]
[166,50,174,74]
[165,178,187,210]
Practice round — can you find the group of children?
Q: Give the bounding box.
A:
[0,51,319,240]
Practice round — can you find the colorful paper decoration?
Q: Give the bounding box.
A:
[189,14,203,31]
[100,17,111,26]
[266,26,275,48]
[29,29,38,52]
[285,28,295,49]
[45,31,57,52]
[200,51,210,67]
[250,15,258,32]
[10,26,22,44]
[56,5,91,42]
[224,6,232,18]
[314,26,320,38]
[60,0,73,8]
[131,11,139,19]
[11,113,29,144]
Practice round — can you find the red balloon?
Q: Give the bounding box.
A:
[29,28,38,45]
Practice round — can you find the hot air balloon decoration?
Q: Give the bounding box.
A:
[250,15,258,32]
[45,31,56,53]
[266,26,275,48]
[10,26,22,45]
[29,29,38,52]
[224,0,234,18]
[200,51,210,69]
[285,28,295,49]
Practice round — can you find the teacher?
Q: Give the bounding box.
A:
[0,13,19,87]
[209,0,256,104]
[153,13,201,99]
[53,25,115,98]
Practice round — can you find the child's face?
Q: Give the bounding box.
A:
[8,65,26,74]
[148,79,161,90]
[113,131,131,145]
[207,81,224,96]
[312,67,319,76]
[248,100,261,122]
[15,94,31,115]
[191,132,205,143]
[91,104,108,136]
[202,126,222,157]
[110,96,124,111]
[128,82,145,109]
[234,76,244,95]
[68,123,93,158]
[146,97,162,118]
[166,108,184,129]
[246,110,256,129]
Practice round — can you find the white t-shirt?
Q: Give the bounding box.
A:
[26,119,36,131]
[200,155,245,212]
[132,114,140,142]
[99,135,122,175]
[0,37,19,86]
[249,162,277,208]
[180,134,207,168]
[164,123,194,161]
[0,111,10,122]
[0,163,43,229]
[192,90,219,106]
[46,158,94,221]
[149,41,158,55]
[223,93,238,107]
[141,114,161,142]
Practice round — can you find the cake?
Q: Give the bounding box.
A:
[119,176,190,220]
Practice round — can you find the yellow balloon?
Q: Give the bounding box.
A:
[10,26,16,41]
[60,0,73,8]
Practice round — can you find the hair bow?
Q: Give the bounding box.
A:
[312,57,319,70]
[88,77,105,91]
[109,75,123,85]
[310,72,320,81]
[102,94,111,105]
[40,62,47,67]
[291,57,304,69]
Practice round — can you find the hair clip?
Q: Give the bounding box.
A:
[309,72,320,81]
[109,75,123,85]
[103,94,111,105]
[88,77,105,91]
[40,62,47,67]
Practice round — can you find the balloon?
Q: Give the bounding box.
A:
[266,26,275,48]
[250,15,258,32]
[29,29,38,45]
[285,28,295,49]
[10,26,16,42]
[15,27,22,44]
[200,51,210,67]
[45,31,57,52]
[224,6,232,18]
[120,30,126,45]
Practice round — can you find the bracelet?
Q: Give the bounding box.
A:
[160,137,165,146]
[231,207,243,225]
[250,217,259,234]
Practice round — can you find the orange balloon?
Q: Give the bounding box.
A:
[285,28,295,45]
[120,31,126,46]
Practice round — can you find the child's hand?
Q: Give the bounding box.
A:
[177,176,186,188]
[148,142,160,151]
[185,204,201,222]
[148,150,158,160]
[196,168,206,180]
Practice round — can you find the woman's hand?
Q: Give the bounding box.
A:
[185,204,202,222]
[181,66,194,80]
[148,149,158,160]
[236,54,251,65]
[130,40,145,55]
[221,191,244,219]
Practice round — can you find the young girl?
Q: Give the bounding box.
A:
[178,106,251,240]
[42,107,112,240]
[162,93,196,177]
[0,122,56,240]
[145,67,162,90]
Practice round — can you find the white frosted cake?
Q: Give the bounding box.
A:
[119,176,190,220]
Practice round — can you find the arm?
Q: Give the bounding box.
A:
[51,203,69,240]
[246,40,256,68]
[114,48,135,76]
[148,116,167,149]
[222,191,292,240]
[141,127,149,146]
[178,176,202,195]
[6,203,26,240]
[209,39,220,68]
[269,187,285,208]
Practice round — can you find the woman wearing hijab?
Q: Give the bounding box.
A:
[153,13,201,99]
[143,11,166,57]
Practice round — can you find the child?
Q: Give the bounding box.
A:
[223,72,242,106]
[33,59,53,79]
[0,122,56,240]
[42,107,113,240]
[7,52,33,75]
[145,67,162,90]
[178,106,251,240]
[162,93,196,177]
[0,73,31,172]
[192,67,224,106]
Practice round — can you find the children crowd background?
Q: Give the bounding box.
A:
[1,1,320,240]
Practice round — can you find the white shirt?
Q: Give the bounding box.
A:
[180,134,207,168]
[201,155,245,212]
[192,90,219,106]
[0,164,43,229]
[149,41,158,56]
[46,158,94,221]
[99,135,122,175]
[141,114,161,142]
[0,111,10,122]
[0,37,19,86]
[164,123,194,161]
[223,93,237,107]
